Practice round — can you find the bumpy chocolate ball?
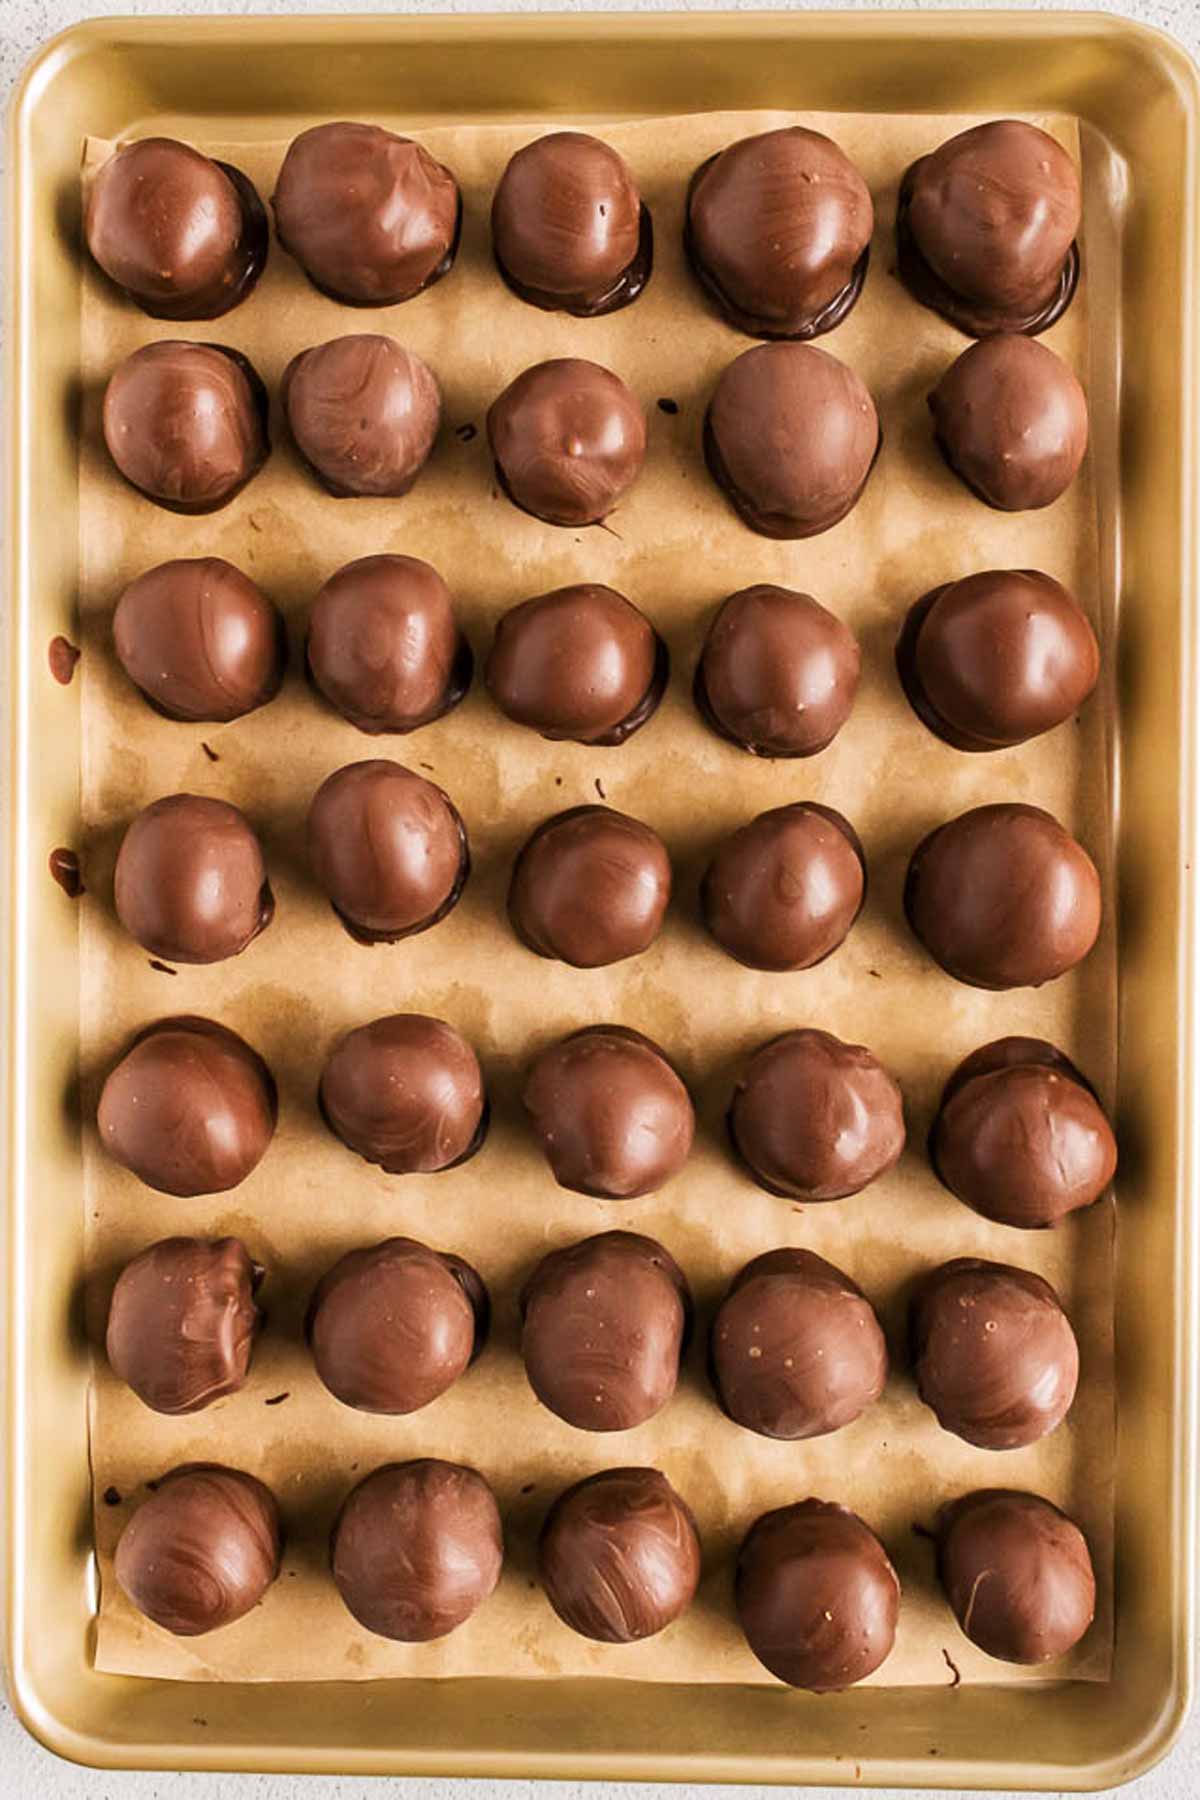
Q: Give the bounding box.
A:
[102,341,269,513]
[106,1236,262,1415]
[736,1500,899,1690]
[521,1230,690,1431]
[273,122,460,305]
[113,558,285,723]
[509,807,671,967]
[930,335,1088,511]
[307,555,471,734]
[319,1013,486,1173]
[706,343,878,538]
[487,358,646,526]
[332,1460,502,1642]
[492,131,651,315]
[938,1490,1096,1663]
[114,794,273,964]
[905,803,1101,989]
[523,1026,694,1200]
[306,759,468,943]
[539,1468,700,1641]
[702,803,865,971]
[115,1466,282,1636]
[694,585,860,756]
[687,127,872,339]
[486,585,666,745]
[284,335,441,498]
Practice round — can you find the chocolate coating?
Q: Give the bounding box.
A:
[283,335,441,498]
[695,585,860,757]
[492,132,652,316]
[487,358,646,526]
[702,803,865,972]
[706,343,878,538]
[319,1013,486,1172]
[486,585,666,745]
[736,1500,899,1690]
[306,759,468,943]
[114,794,273,964]
[539,1468,700,1641]
[106,1236,262,1415]
[509,806,671,966]
[523,1026,694,1200]
[331,1459,502,1641]
[905,803,1101,989]
[938,1490,1096,1663]
[729,1029,905,1201]
[307,555,471,734]
[102,341,268,513]
[115,1466,281,1636]
[113,558,285,723]
[521,1230,690,1431]
[930,335,1088,511]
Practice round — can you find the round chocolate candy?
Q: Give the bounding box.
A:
[937,1489,1096,1663]
[106,1236,262,1415]
[306,759,468,943]
[102,341,269,513]
[485,585,666,746]
[113,558,286,723]
[319,1013,486,1173]
[114,794,273,965]
[930,335,1088,512]
[701,803,865,972]
[487,358,646,526]
[115,1466,282,1636]
[694,584,860,757]
[307,555,471,734]
[523,1026,694,1200]
[509,807,671,967]
[283,334,441,498]
[539,1468,700,1642]
[492,131,652,315]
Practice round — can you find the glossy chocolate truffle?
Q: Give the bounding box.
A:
[523,1026,694,1199]
[729,1028,905,1202]
[486,585,665,745]
[702,803,865,972]
[307,555,470,733]
[521,1230,690,1431]
[931,1038,1117,1229]
[492,131,651,315]
[938,1490,1096,1663]
[736,1500,899,1690]
[306,759,468,943]
[85,137,267,319]
[509,806,671,966]
[930,335,1088,511]
[539,1468,700,1641]
[686,127,872,339]
[331,1459,502,1641]
[319,1013,486,1172]
[897,570,1099,750]
[102,341,268,513]
[273,122,460,305]
[905,803,1101,989]
[283,335,441,498]
[106,1236,262,1415]
[97,1018,276,1197]
[487,358,646,526]
[706,343,878,538]
[898,121,1081,338]
[695,585,860,757]
[113,558,285,723]
[115,1466,281,1636]
[114,794,273,964]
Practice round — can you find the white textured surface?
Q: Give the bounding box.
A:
[0,0,1196,1793]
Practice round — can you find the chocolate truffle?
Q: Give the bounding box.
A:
[492,131,652,316]
[736,1500,899,1690]
[487,358,646,526]
[898,121,1081,338]
[523,1026,694,1199]
[283,335,441,498]
[307,1238,487,1414]
[705,343,878,538]
[307,555,471,734]
[539,1468,700,1641]
[272,122,460,306]
[938,1490,1096,1663]
[115,1465,281,1636]
[931,1037,1117,1229]
[486,585,666,745]
[905,803,1101,989]
[686,127,873,339]
[114,794,273,964]
[702,803,865,972]
[911,1258,1079,1448]
[98,1018,276,1197]
[729,1028,905,1202]
[106,1236,262,1415]
[306,759,468,942]
[113,558,285,723]
[509,807,671,966]
[694,585,860,757]
[102,341,268,513]
[897,569,1099,750]
[85,137,267,319]
[319,1013,486,1172]
[521,1230,690,1431]
[930,335,1088,512]
[331,1459,502,1641]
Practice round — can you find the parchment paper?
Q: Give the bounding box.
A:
[77,107,1116,1687]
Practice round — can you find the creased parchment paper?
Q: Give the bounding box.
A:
[77,107,1115,1687]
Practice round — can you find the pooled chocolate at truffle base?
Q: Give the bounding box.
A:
[702,803,865,972]
[729,1028,905,1202]
[319,1013,486,1173]
[113,558,286,723]
[85,137,267,319]
[509,806,671,966]
[521,1230,690,1431]
[331,1459,503,1641]
[486,585,666,745]
[102,341,269,513]
[272,122,460,306]
[523,1026,694,1199]
[937,1489,1096,1663]
[106,1236,263,1415]
[905,803,1101,989]
[705,343,879,538]
[686,127,873,339]
[736,1500,900,1690]
[114,794,273,964]
[492,131,652,316]
[487,358,646,526]
[283,335,441,498]
[694,585,860,756]
[930,335,1088,512]
[539,1468,700,1641]
[115,1465,282,1636]
[307,555,472,734]
[306,759,468,943]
